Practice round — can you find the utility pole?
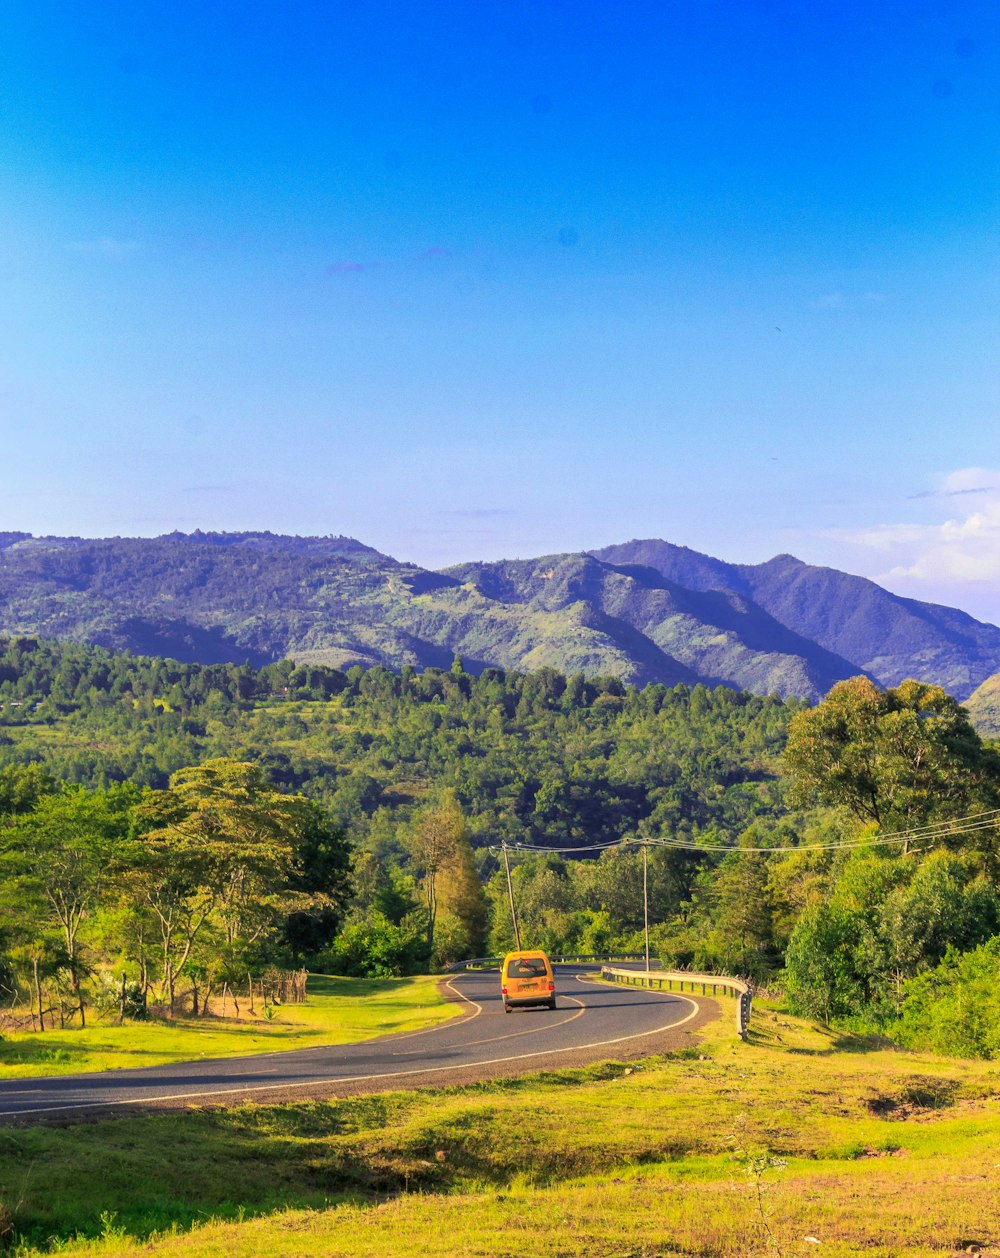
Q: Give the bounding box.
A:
[501,843,522,951]
[642,841,650,972]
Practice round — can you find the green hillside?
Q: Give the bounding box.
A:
[966,670,1000,738]
[1,531,999,701]
[593,539,1000,697]
[0,634,795,849]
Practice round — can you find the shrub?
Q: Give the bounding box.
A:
[891,938,1000,1059]
[318,911,431,977]
[90,973,149,1021]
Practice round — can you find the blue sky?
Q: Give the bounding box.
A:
[2,1,999,617]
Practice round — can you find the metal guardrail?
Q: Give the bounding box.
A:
[600,965,753,1040]
[445,953,646,973]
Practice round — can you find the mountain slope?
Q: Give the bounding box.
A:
[444,553,860,697]
[592,540,1000,698]
[0,531,997,701]
[966,672,1000,738]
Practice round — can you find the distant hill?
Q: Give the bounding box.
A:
[592,540,1000,698]
[966,672,1000,738]
[441,552,860,698]
[0,530,997,701]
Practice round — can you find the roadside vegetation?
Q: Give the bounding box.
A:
[3,639,1000,1059]
[2,1001,998,1257]
[0,974,455,1078]
[3,642,1000,1253]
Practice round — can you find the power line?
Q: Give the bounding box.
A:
[490,807,1000,858]
[488,837,623,855]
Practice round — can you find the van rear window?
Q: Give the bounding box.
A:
[508,958,547,978]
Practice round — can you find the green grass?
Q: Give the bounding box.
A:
[2,999,1000,1256]
[0,974,457,1078]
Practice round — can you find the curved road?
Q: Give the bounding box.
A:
[0,965,716,1125]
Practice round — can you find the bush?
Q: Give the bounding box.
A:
[318,911,431,977]
[891,938,1000,1059]
[90,973,148,1021]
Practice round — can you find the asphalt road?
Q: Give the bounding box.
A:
[0,965,715,1125]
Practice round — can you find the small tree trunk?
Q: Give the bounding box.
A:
[191,977,199,1017]
[33,958,44,1032]
[70,967,86,1029]
[221,982,229,1018]
[247,971,255,1015]
[118,971,127,1025]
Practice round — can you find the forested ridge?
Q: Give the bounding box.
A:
[3,635,1000,1056]
[4,530,1000,702]
[0,636,794,848]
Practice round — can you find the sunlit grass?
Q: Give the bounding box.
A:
[0,974,458,1078]
[3,998,999,1256]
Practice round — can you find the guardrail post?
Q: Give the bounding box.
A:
[738,990,752,1041]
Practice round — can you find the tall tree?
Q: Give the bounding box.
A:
[127,759,311,1009]
[705,850,777,979]
[784,677,1000,836]
[163,759,307,947]
[407,792,482,962]
[0,784,135,1025]
[433,832,488,964]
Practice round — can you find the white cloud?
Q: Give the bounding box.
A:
[839,522,935,549]
[823,469,1000,623]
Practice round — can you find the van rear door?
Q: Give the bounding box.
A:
[506,954,550,998]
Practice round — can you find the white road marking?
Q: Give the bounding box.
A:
[0,994,700,1119]
[375,978,483,1047]
[446,996,585,1049]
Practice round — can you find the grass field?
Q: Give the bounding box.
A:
[2,997,999,1257]
[0,975,458,1078]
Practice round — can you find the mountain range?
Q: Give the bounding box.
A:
[1,530,999,704]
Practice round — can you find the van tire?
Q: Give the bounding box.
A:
[547,998,557,1010]
[504,1003,511,1014]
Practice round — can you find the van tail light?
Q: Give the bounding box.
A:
[501,987,508,995]
[548,982,555,991]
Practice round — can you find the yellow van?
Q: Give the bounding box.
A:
[501,950,556,1013]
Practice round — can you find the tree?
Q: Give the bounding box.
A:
[126,759,312,1010]
[433,833,488,964]
[407,792,483,963]
[0,784,135,1025]
[280,801,353,962]
[893,938,1000,1058]
[783,852,909,1021]
[487,854,580,955]
[880,850,1000,998]
[161,759,308,948]
[784,677,1000,836]
[703,851,777,979]
[0,764,54,818]
[783,901,867,1023]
